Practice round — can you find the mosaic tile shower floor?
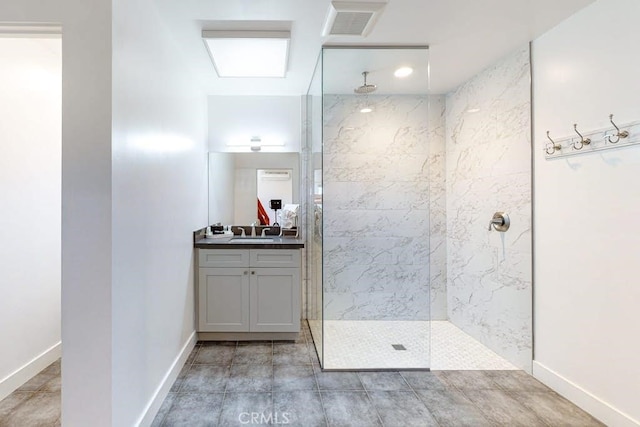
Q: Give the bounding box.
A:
[309,320,518,370]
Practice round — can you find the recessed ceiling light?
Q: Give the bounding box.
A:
[394,67,413,78]
[202,30,290,77]
[467,108,481,113]
[360,107,373,113]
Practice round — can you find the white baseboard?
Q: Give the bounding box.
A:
[0,342,62,401]
[136,332,197,427]
[533,361,640,427]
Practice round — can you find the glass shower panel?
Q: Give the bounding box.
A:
[305,52,323,366]
[321,47,431,370]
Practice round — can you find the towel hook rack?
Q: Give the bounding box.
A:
[544,117,639,159]
[572,123,591,150]
[544,131,561,155]
[607,114,629,144]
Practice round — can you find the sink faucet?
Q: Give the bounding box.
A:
[261,228,271,237]
[250,222,257,237]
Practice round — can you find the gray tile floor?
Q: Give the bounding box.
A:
[0,322,604,426]
[0,359,60,427]
[151,322,604,427]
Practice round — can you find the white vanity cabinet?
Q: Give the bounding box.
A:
[197,248,301,334]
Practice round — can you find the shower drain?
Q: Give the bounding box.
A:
[392,344,406,351]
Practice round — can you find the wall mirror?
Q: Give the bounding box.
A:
[208,152,299,226]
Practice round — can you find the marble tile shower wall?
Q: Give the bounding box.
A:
[445,46,532,370]
[322,94,446,320]
[428,95,447,320]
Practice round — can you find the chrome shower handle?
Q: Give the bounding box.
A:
[488,217,503,230]
[488,212,510,232]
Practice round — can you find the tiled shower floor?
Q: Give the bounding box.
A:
[309,320,518,370]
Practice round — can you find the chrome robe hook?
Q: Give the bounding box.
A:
[572,123,591,150]
[607,114,629,144]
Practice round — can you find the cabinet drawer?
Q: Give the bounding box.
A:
[250,249,300,268]
[199,249,250,268]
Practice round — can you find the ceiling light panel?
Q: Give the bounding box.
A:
[202,30,290,78]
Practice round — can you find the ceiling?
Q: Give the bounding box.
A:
[157,0,594,96]
[322,48,430,95]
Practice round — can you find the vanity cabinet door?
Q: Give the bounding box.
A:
[198,267,250,332]
[249,267,300,333]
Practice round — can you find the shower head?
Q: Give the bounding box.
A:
[354,71,377,94]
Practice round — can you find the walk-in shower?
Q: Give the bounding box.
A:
[305,45,533,372]
[306,47,432,370]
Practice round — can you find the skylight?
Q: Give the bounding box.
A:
[202,30,290,78]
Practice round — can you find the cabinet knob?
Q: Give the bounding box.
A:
[251,271,255,275]
[244,271,248,275]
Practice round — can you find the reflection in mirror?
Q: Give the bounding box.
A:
[257,169,292,226]
[208,152,299,226]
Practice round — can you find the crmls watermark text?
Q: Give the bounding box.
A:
[239,412,291,425]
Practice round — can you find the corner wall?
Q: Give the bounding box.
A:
[0,0,117,424]
[111,0,208,425]
[445,46,532,371]
[532,0,640,425]
[0,37,61,400]
[0,0,208,425]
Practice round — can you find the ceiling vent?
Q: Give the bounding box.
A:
[322,1,387,37]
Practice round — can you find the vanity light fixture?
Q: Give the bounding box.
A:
[202,30,290,77]
[250,136,262,151]
[225,136,286,149]
[360,107,373,113]
[394,66,413,78]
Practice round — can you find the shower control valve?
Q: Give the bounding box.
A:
[488,212,510,232]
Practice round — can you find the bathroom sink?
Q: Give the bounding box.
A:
[229,237,275,243]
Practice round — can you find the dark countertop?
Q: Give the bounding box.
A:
[194,236,305,250]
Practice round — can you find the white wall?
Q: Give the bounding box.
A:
[60,2,114,425]
[532,0,640,425]
[0,1,115,425]
[208,96,301,153]
[111,0,208,425]
[1,0,209,425]
[0,37,61,400]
